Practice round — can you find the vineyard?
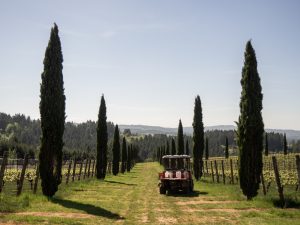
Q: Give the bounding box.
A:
[202,153,300,206]
[0,156,133,196]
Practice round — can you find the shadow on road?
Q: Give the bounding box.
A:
[166,190,206,197]
[104,180,137,186]
[51,198,124,220]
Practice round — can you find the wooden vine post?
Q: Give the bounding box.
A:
[214,160,219,183]
[78,160,83,181]
[295,155,300,191]
[66,160,72,184]
[87,158,91,178]
[83,159,88,179]
[72,158,77,182]
[272,156,285,208]
[221,160,225,184]
[107,162,111,174]
[205,160,208,176]
[210,161,215,182]
[17,154,29,196]
[91,159,95,177]
[203,161,206,177]
[230,159,234,184]
[33,163,39,194]
[261,171,266,195]
[0,151,8,193]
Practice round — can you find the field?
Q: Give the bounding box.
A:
[1,162,300,225]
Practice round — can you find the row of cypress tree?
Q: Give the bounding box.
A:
[37,23,269,200]
[111,125,138,175]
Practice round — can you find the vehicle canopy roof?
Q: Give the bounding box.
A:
[162,155,191,159]
[162,155,192,170]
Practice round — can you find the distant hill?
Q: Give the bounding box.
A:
[119,124,300,140]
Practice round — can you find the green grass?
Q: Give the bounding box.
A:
[1,162,300,224]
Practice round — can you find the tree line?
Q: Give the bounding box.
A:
[1,112,296,160]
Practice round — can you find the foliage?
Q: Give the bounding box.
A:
[0,112,295,161]
[121,137,127,173]
[96,95,108,179]
[265,133,269,156]
[171,138,176,155]
[225,137,229,158]
[185,139,190,155]
[237,41,264,200]
[177,119,184,155]
[166,140,170,155]
[193,95,204,180]
[39,23,65,197]
[112,125,120,175]
[205,137,209,160]
[283,133,288,155]
[127,144,131,172]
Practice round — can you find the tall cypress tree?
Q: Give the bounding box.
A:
[225,137,229,158]
[205,137,209,160]
[185,140,190,155]
[171,138,176,155]
[265,133,269,156]
[166,141,170,155]
[177,119,184,155]
[112,125,120,176]
[39,23,65,197]
[193,95,204,180]
[96,95,108,179]
[121,137,127,173]
[127,144,131,171]
[237,41,264,200]
[283,133,288,155]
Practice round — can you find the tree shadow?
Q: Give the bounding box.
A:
[272,198,300,209]
[104,180,137,186]
[51,198,124,220]
[167,190,205,198]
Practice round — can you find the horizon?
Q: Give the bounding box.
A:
[2,111,300,131]
[1,1,299,130]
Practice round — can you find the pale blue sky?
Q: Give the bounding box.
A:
[0,1,299,129]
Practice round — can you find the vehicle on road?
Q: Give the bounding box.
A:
[158,155,194,194]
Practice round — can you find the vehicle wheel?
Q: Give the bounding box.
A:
[184,186,190,194]
[159,186,166,194]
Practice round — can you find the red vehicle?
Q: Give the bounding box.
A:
[158,155,194,194]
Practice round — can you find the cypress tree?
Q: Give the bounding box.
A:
[166,141,170,155]
[237,41,264,200]
[177,119,184,155]
[225,137,229,158]
[39,23,65,197]
[185,140,190,155]
[171,138,176,155]
[265,133,269,156]
[96,95,108,179]
[283,133,288,155]
[121,137,127,173]
[112,125,120,175]
[193,95,204,180]
[162,146,166,157]
[205,137,209,160]
[127,145,131,171]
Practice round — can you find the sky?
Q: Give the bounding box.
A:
[0,0,299,129]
